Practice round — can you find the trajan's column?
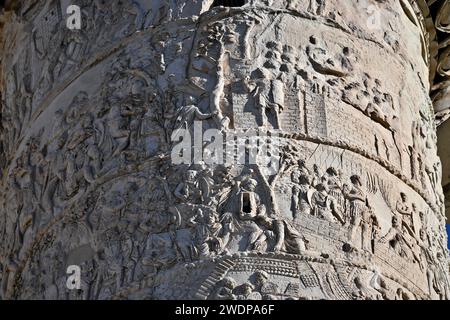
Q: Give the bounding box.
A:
[0,0,449,300]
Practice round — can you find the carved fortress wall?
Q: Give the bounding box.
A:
[0,0,449,300]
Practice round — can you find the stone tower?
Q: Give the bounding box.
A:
[0,0,449,300]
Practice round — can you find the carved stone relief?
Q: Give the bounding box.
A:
[0,0,448,300]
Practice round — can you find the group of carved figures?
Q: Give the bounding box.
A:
[289,161,378,252]
[286,159,449,298]
[382,192,450,299]
[212,270,281,300]
[94,153,450,299]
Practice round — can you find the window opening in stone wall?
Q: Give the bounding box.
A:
[242,193,252,214]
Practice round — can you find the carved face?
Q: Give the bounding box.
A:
[243,179,257,192]
[241,283,254,295]
[254,270,269,287]
[221,277,236,290]
[186,170,197,182]
[392,216,399,227]
[206,212,217,225]
[298,159,306,167]
[185,96,196,105]
[400,193,407,202]
[419,229,426,241]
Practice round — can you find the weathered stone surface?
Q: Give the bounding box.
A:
[433,0,450,224]
[0,0,449,300]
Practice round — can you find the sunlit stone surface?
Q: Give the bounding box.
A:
[0,0,449,300]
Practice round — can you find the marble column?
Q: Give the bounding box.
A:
[0,0,448,300]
